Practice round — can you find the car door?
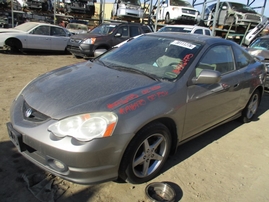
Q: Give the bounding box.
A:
[27,25,51,50]
[183,44,244,139]
[111,25,130,46]
[50,27,69,51]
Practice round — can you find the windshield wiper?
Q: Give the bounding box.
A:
[111,65,160,81]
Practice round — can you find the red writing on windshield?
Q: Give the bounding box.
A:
[172,53,194,74]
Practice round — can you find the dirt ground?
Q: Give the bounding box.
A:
[0,52,269,202]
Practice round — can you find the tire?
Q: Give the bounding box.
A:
[119,122,171,184]
[165,13,170,24]
[5,38,22,53]
[241,89,260,123]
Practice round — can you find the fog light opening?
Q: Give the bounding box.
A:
[47,158,68,172]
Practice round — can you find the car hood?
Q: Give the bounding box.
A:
[67,29,88,34]
[247,48,269,60]
[0,28,26,33]
[70,33,107,39]
[21,61,159,119]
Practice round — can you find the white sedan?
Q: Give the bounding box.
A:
[0,22,72,53]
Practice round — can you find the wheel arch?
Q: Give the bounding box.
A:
[135,117,178,155]
[254,85,263,105]
[5,37,23,51]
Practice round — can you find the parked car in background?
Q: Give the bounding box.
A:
[64,0,95,16]
[7,32,266,185]
[247,35,269,89]
[158,24,212,36]
[155,0,199,24]
[66,23,89,35]
[204,1,263,27]
[67,21,152,58]
[111,0,144,22]
[244,16,269,46]
[0,22,71,53]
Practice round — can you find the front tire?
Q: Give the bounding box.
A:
[5,38,22,53]
[241,89,260,123]
[119,122,171,184]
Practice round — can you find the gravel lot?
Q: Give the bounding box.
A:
[1,53,269,202]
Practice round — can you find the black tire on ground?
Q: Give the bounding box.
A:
[5,38,22,53]
[119,122,171,184]
[165,13,170,24]
[241,89,260,123]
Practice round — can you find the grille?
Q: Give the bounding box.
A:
[70,38,82,43]
[245,15,261,21]
[127,13,139,16]
[23,101,50,122]
[182,9,196,15]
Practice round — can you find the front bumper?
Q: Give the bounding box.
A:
[7,96,131,185]
[67,43,95,58]
[117,8,143,18]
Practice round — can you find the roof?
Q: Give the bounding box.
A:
[147,32,234,45]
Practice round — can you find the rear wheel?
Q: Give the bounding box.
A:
[165,13,170,24]
[119,122,171,184]
[241,89,260,123]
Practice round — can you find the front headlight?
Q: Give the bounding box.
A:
[48,112,118,142]
[82,38,96,45]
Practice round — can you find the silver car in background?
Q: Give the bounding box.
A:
[247,35,269,89]
[7,33,266,185]
[0,22,71,53]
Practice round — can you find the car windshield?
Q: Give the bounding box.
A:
[121,0,141,6]
[14,22,39,32]
[90,24,118,35]
[249,38,269,50]
[170,0,192,7]
[66,23,88,31]
[97,35,202,80]
[228,2,257,13]
[158,26,192,33]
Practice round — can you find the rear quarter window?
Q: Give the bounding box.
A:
[141,26,152,33]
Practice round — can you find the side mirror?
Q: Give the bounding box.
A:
[115,33,122,37]
[191,69,221,85]
[221,5,227,10]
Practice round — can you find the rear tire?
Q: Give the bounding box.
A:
[165,13,170,24]
[119,122,171,184]
[241,89,260,123]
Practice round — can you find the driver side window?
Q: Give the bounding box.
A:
[195,45,235,76]
[32,26,50,35]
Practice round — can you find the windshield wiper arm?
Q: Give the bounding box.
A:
[112,66,160,81]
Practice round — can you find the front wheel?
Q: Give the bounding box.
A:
[119,122,171,184]
[241,89,260,123]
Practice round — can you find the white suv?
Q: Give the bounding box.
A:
[158,25,213,36]
[111,0,144,22]
[155,0,199,24]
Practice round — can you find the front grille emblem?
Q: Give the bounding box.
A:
[25,108,33,118]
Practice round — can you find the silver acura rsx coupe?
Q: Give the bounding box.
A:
[7,32,266,185]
